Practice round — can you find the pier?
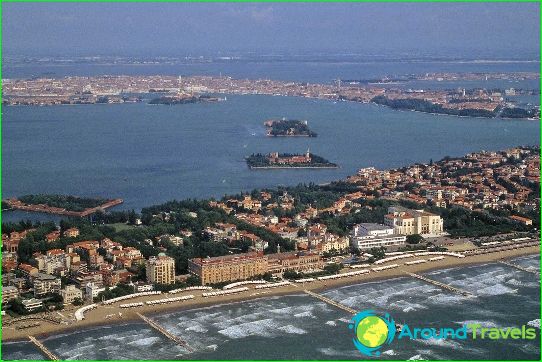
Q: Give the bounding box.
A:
[303,289,357,314]
[136,312,194,352]
[28,335,59,361]
[404,272,474,297]
[498,260,540,275]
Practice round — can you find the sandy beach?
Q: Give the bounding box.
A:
[3,246,539,342]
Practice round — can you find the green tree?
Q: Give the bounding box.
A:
[406,234,424,244]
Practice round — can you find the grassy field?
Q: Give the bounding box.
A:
[109,223,137,232]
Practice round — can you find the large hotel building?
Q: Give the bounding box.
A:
[384,206,444,236]
[351,223,406,250]
[188,252,268,285]
[188,251,324,284]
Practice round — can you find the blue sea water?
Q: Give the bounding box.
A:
[2,256,539,360]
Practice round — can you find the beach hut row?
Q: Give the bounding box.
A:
[146,295,195,305]
[374,254,414,265]
[429,256,446,261]
[404,259,427,265]
[119,302,144,308]
[413,251,465,258]
[169,286,213,294]
[349,264,371,269]
[294,278,316,283]
[202,287,249,297]
[223,280,267,290]
[75,304,98,320]
[371,264,400,272]
[317,269,370,281]
[255,281,290,289]
[102,291,161,305]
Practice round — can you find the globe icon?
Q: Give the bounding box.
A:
[356,315,389,348]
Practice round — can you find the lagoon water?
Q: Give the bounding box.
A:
[2,93,540,220]
[3,255,540,360]
[3,59,540,218]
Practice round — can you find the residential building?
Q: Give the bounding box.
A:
[33,273,61,297]
[61,285,83,304]
[146,254,176,285]
[18,263,39,279]
[2,286,19,304]
[510,215,533,226]
[317,236,350,254]
[63,227,80,238]
[45,230,61,242]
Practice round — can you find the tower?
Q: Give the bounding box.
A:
[306,147,310,159]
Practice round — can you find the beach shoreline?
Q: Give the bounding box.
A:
[2,246,539,342]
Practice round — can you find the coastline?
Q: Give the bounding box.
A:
[3,246,539,342]
[248,166,339,169]
[3,198,123,217]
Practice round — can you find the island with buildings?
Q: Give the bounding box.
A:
[264,119,317,137]
[246,150,338,169]
[1,146,539,341]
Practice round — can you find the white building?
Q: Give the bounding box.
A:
[351,223,406,250]
[22,298,43,312]
[384,206,444,236]
[85,282,106,302]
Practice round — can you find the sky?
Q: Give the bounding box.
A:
[2,2,540,58]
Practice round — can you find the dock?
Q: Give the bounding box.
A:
[303,289,357,314]
[404,271,474,297]
[28,335,59,361]
[136,312,193,352]
[498,260,540,275]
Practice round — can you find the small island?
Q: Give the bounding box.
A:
[246,149,338,169]
[149,93,222,105]
[264,119,317,137]
[4,194,123,217]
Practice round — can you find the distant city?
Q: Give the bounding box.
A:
[3,72,540,120]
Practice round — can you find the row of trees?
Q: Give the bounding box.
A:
[18,194,109,212]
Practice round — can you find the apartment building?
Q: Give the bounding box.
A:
[146,254,176,285]
[33,273,61,297]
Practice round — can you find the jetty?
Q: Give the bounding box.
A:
[28,335,59,361]
[498,260,540,275]
[404,271,474,297]
[303,289,357,314]
[136,312,193,352]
